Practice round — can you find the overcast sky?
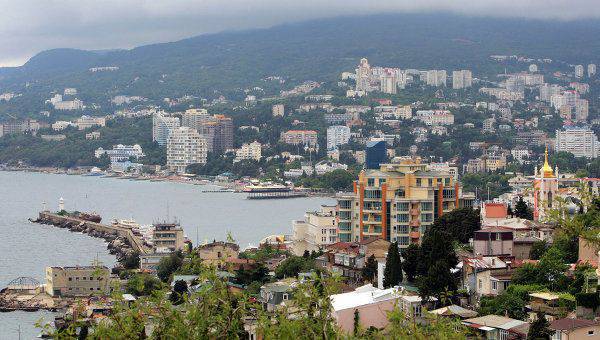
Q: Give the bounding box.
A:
[1,0,598,67]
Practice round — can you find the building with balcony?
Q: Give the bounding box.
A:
[152,223,185,252]
[291,205,338,255]
[335,156,474,247]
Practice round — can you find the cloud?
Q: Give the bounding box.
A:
[0,0,598,66]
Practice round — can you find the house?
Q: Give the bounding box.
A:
[463,315,529,339]
[260,279,296,312]
[549,318,600,340]
[462,256,513,298]
[473,228,514,256]
[528,292,571,321]
[429,305,478,319]
[197,241,240,266]
[481,202,509,225]
[329,284,407,333]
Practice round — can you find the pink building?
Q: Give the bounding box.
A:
[473,227,514,256]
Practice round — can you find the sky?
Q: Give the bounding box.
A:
[1,0,599,67]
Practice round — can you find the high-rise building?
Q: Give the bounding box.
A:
[272,104,285,117]
[588,64,597,77]
[212,114,234,154]
[166,127,208,173]
[355,58,372,92]
[365,140,387,170]
[539,84,563,102]
[426,70,447,87]
[152,112,180,146]
[380,71,397,94]
[235,141,262,162]
[336,157,474,246]
[575,64,584,78]
[452,70,473,89]
[280,130,318,146]
[181,108,210,130]
[575,98,589,122]
[555,126,599,158]
[326,125,351,150]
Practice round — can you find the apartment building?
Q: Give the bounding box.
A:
[152,112,180,146]
[575,64,584,78]
[452,70,473,89]
[336,157,474,247]
[235,141,262,162]
[95,144,145,163]
[326,125,351,150]
[272,104,285,117]
[166,127,208,173]
[181,108,210,129]
[280,130,318,146]
[152,223,185,252]
[555,126,599,158]
[292,205,338,255]
[45,266,111,297]
[414,110,454,126]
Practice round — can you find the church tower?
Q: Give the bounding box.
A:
[533,147,559,221]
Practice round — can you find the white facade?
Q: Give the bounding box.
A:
[588,64,596,77]
[235,141,262,162]
[166,127,208,173]
[327,125,351,150]
[53,99,84,110]
[426,70,447,87]
[380,71,397,94]
[452,70,472,89]
[64,88,77,96]
[575,64,584,78]
[95,144,145,163]
[555,127,599,158]
[414,110,454,125]
[292,205,338,253]
[75,116,106,130]
[272,104,285,117]
[153,112,180,146]
[51,121,75,131]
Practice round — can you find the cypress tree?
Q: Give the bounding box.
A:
[383,241,402,288]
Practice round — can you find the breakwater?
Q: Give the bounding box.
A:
[33,211,151,262]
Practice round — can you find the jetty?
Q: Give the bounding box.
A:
[243,184,308,199]
[33,211,152,260]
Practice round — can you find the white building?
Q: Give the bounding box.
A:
[235,141,262,162]
[51,121,75,131]
[95,144,145,163]
[326,125,351,150]
[575,64,585,78]
[64,88,77,96]
[425,70,447,87]
[272,104,285,117]
[414,110,454,125]
[181,108,210,130]
[380,71,397,94]
[153,112,180,146]
[54,99,84,110]
[588,64,596,77]
[292,205,338,254]
[355,58,373,92]
[166,127,208,173]
[529,64,538,73]
[511,146,531,164]
[75,116,106,130]
[452,70,473,89]
[555,126,599,158]
[539,84,563,102]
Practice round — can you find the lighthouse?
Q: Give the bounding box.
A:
[58,197,65,212]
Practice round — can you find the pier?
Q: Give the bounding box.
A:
[34,211,151,257]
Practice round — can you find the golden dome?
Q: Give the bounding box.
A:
[542,147,554,178]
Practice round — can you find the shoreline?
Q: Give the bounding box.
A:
[0,167,337,198]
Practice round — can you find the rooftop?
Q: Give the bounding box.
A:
[550,318,598,331]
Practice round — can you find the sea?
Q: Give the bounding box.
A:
[0,171,334,339]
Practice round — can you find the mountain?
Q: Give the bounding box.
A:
[2,13,600,115]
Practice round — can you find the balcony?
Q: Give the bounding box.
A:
[410,209,420,216]
[409,220,420,227]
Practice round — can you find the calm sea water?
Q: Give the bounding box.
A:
[0,171,333,339]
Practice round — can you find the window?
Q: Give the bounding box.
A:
[428,178,433,187]
[478,279,482,289]
[399,236,410,246]
[416,178,422,186]
[421,202,433,211]
[282,293,289,301]
[397,202,409,211]
[420,213,433,223]
[399,225,409,234]
[588,330,595,336]
[397,214,409,223]
[492,281,498,291]
[68,278,72,281]
[395,188,405,198]
[413,304,422,317]
[367,178,375,186]
[379,178,386,185]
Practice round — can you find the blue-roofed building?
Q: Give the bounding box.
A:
[365,140,387,170]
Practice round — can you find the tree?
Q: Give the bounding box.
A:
[536,247,569,291]
[170,280,188,305]
[512,263,539,285]
[529,240,548,260]
[126,273,163,296]
[353,309,360,337]
[401,244,420,282]
[362,254,378,283]
[122,251,140,270]
[527,312,555,340]
[417,229,458,301]
[515,196,533,220]
[157,251,184,282]
[383,242,402,288]
[275,256,315,279]
[429,207,481,244]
